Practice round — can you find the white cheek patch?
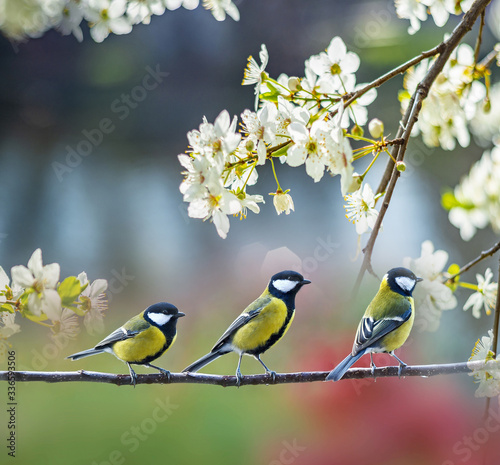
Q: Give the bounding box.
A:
[273,279,298,293]
[148,313,172,326]
[395,276,415,293]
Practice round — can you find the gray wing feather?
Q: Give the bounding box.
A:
[211,296,271,351]
[353,307,412,354]
[94,327,139,349]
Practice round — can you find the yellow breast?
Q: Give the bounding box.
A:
[379,297,415,352]
[112,327,168,364]
[231,299,292,353]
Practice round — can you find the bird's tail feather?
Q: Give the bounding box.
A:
[66,348,105,361]
[183,351,226,373]
[326,350,366,382]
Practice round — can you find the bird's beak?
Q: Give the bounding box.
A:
[302,279,311,285]
[416,277,423,282]
[177,312,186,318]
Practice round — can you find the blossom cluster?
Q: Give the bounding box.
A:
[0,0,239,43]
[400,43,488,151]
[442,145,500,240]
[395,0,474,34]
[179,39,385,238]
[0,249,108,356]
[468,330,500,398]
[404,240,497,331]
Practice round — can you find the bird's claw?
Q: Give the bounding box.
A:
[159,369,171,382]
[397,362,407,379]
[267,370,277,384]
[236,370,243,388]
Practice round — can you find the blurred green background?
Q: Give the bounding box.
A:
[1,1,500,464]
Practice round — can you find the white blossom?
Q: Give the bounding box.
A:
[463,268,498,318]
[78,272,108,335]
[11,249,62,321]
[468,330,500,398]
[273,191,294,215]
[242,44,269,111]
[203,0,239,22]
[309,36,360,94]
[403,240,457,331]
[84,0,132,43]
[344,183,379,235]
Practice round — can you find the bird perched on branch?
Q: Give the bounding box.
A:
[327,267,422,382]
[67,302,185,386]
[183,270,311,385]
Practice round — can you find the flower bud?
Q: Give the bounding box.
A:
[352,124,364,137]
[368,118,384,139]
[396,161,406,172]
[288,77,301,92]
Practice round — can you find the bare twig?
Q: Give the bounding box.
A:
[474,9,486,64]
[446,239,500,283]
[335,43,445,116]
[353,0,492,294]
[0,359,498,386]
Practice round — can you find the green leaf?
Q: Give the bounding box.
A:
[0,304,15,313]
[260,82,280,103]
[271,145,290,158]
[58,276,86,309]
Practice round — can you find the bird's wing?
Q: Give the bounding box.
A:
[94,314,149,349]
[211,295,272,352]
[353,305,412,354]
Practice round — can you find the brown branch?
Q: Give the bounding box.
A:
[474,10,486,63]
[445,239,500,283]
[353,0,492,294]
[0,359,498,386]
[338,43,445,114]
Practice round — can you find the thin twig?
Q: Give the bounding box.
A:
[478,48,499,69]
[353,0,492,294]
[474,10,486,64]
[445,239,500,283]
[0,359,498,386]
[337,43,445,115]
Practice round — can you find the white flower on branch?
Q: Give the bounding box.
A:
[468,330,500,398]
[403,240,457,331]
[344,183,379,235]
[11,249,62,321]
[309,36,360,94]
[242,44,269,111]
[396,0,470,34]
[58,1,84,42]
[401,43,486,151]
[272,190,294,215]
[203,0,239,22]
[463,268,498,318]
[78,272,108,335]
[84,0,133,43]
[127,0,165,25]
[446,146,500,240]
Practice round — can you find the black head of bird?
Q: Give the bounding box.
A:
[385,267,423,297]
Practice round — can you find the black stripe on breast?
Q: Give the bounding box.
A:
[246,307,295,356]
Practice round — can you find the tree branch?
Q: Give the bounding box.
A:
[353,0,492,293]
[339,43,445,114]
[0,359,498,386]
[445,239,500,283]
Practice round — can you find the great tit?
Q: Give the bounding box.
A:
[67,302,185,386]
[183,270,310,384]
[327,267,422,382]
